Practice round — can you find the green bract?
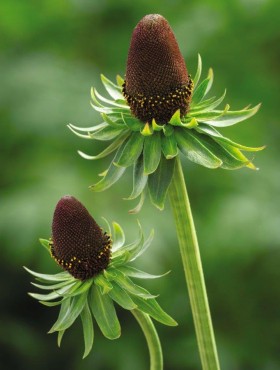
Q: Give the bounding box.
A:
[69,55,264,211]
[25,221,176,358]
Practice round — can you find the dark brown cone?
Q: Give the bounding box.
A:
[50,196,111,280]
[123,14,193,124]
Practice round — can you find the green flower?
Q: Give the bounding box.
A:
[25,196,176,358]
[69,14,264,211]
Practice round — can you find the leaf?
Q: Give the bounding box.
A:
[89,285,121,340]
[125,155,148,200]
[161,132,178,159]
[49,293,87,332]
[143,133,162,175]
[68,122,108,133]
[89,125,124,141]
[118,266,170,280]
[112,222,125,251]
[190,90,226,113]
[169,109,182,126]
[191,72,212,105]
[108,281,137,310]
[90,145,126,192]
[122,114,143,132]
[31,280,73,291]
[190,131,249,170]
[175,128,222,169]
[39,238,51,252]
[148,156,176,210]
[130,296,177,326]
[115,132,144,168]
[94,274,113,294]
[80,300,94,358]
[57,330,65,347]
[78,132,129,160]
[203,104,261,127]
[193,54,202,89]
[128,189,146,214]
[108,269,156,299]
[49,298,71,333]
[129,228,154,262]
[28,282,77,301]
[101,74,124,100]
[94,88,128,108]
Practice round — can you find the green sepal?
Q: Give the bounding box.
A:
[57,330,65,347]
[108,281,138,310]
[101,74,124,100]
[88,125,124,141]
[193,54,202,89]
[101,113,124,128]
[94,274,113,294]
[130,295,177,327]
[141,122,153,136]
[31,280,72,291]
[190,89,226,113]
[115,132,144,168]
[152,118,164,131]
[106,269,157,299]
[94,88,128,109]
[24,267,72,283]
[175,128,222,169]
[190,131,251,170]
[28,282,77,301]
[78,132,129,160]
[128,189,146,215]
[161,132,178,159]
[118,266,170,280]
[39,238,51,252]
[80,300,94,359]
[203,104,261,127]
[169,109,182,126]
[143,133,162,175]
[112,222,125,251]
[68,121,107,134]
[89,285,121,340]
[148,156,176,210]
[116,74,124,87]
[125,155,148,200]
[191,68,213,105]
[122,113,143,131]
[90,145,126,192]
[49,293,87,332]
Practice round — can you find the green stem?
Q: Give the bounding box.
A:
[168,156,220,370]
[131,309,163,370]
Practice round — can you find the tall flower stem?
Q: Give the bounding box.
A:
[131,309,163,370]
[168,156,221,370]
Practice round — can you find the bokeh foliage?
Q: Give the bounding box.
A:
[0,1,279,369]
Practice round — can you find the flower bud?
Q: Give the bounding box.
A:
[123,14,193,124]
[51,196,111,280]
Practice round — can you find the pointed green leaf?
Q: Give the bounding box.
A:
[29,282,77,301]
[190,131,249,169]
[94,88,128,108]
[119,266,169,280]
[101,113,124,128]
[80,300,94,358]
[116,74,124,87]
[191,71,212,105]
[161,132,178,159]
[90,285,121,339]
[90,145,126,192]
[130,296,177,326]
[143,133,162,175]
[129,228,154,261]
[108,281,137,310]
[122,114,143,132]
[141,122,153,136]
[101,74,124,100]
[125,155,148,200]
[31,280,73,291]
[49,293,87,332]
[109,269,156,299]
[112,222,125,251]
[89,125,124,141]
[128,189,146,214]
[115,132,144,168]
[193,54,202,89]
[78,132,129,160]
[57,330,65,347]
[49,297,71,333]
[169,109,182,126]
[175,128,222,169]
[39,238,51,252]
[24,267,72,283]
[68,122,108,133]
[148,156,176,210]
[204,104,261,127]
[94,274,113,294]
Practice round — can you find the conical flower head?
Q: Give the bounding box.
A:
[123,14,193,124]
[51,195,111,280]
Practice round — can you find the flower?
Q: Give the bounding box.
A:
[25,196,176,358]
[122,14,193,123]
[69,14,264,211]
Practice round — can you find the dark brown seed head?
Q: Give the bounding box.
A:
[123,14,193,124]
[50,196,111,280]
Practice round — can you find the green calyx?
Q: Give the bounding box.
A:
[69,55,264,211]
[25,221,176,359]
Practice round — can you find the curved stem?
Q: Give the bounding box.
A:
[131,309,163,370]
[168,156,220,370]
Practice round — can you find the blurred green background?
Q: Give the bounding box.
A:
[1,0,279,369]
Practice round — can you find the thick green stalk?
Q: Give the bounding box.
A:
[131,309,163,370]
[168,156,220,370]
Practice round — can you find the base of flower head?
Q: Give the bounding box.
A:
[50,234,111,281]
[122,77,193,124]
